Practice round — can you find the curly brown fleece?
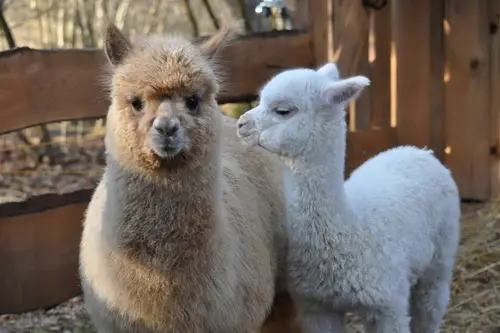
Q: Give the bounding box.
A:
[79,23,300,333]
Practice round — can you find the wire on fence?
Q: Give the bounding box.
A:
[0,132,105,153]
[0,170,99,175]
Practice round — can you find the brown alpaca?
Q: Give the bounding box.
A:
[79,23,300,333]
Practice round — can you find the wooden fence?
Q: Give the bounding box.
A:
[0,0,499,314]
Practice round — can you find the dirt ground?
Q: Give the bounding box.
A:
[0,132,498,333]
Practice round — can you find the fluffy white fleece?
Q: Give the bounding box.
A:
[236,63,461,333]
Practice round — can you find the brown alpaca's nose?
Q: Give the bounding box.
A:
[153,117,180,137]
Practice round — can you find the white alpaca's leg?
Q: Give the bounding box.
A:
[296,302,346,333]
[410,278,451,333]
[410,211,460,333]
[362,305,411,333]
[411,213,457,333]
[360,277,412,333]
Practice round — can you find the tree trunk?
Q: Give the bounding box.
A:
[201,0,220,30]
[183,0,199,36]
[0,2,15,48]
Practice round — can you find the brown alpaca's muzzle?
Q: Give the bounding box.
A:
[150,116,186,158]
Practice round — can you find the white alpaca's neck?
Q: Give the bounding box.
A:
[285,110,355,231]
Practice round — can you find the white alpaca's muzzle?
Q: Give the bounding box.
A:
[236,114,259,147]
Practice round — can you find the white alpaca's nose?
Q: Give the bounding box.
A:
[236,118,245,129]
[236,115,258,147]
[236,116,254,130]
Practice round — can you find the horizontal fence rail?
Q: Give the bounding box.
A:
[0,30,313,135]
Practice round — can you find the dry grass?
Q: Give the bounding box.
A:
[0,201,499,332]
[442,200,500,332]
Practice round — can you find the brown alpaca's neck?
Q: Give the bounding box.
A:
[105,153,222,272]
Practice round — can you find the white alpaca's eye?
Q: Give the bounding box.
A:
[274,108,291,116]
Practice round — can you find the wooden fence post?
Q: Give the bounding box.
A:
[490,0,500,198]
[393,0,445,160]
[445,0,491,200]
[329,0,371,131]
[303,0,333,66]
[370,4,391,130]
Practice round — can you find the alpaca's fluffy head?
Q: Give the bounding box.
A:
[236,63,370,158]
[103,23,235,174]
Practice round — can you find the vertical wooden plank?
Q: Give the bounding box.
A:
[331,0,369,76]
[307,0,333,65]
[445,0,490,200]
[371,4,391,130]
[330,0,370,131]
[489,0,500,197]
[292,0,311,30]
[354,10,372,131]
[393,0,445,155]
[429,0,446,162]
[445,0,491,200]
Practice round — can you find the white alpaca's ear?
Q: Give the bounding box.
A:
[322,76,371,105]
[317,62,340,81]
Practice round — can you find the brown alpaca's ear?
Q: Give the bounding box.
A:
[104,23,132,66]
[199,23,239,60]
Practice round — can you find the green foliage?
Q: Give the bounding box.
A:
[220,102,254,118]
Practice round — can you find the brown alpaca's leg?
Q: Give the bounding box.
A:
[260,292,302,333]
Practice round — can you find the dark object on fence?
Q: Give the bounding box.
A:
[490,22,498,35]
[490,13,499,35]
[255,0,293,31]
[363,0,388,10]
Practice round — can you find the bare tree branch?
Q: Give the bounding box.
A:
[114,0,131,30]
[74,0,96,47]
[56,2,65,47]
[143,0,166,35]
[201,0,220,30]
[82,0,96,46]
[183,0,199,37]
[235,0,252,32]
[0,0,15,48]
[75,4,91,47]
[1,0,12,10]
[8,4,58,30]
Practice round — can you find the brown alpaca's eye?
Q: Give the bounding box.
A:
[131,97,144,112]
[185,95,199,112]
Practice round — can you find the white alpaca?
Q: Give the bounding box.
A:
[236,63,461,333]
